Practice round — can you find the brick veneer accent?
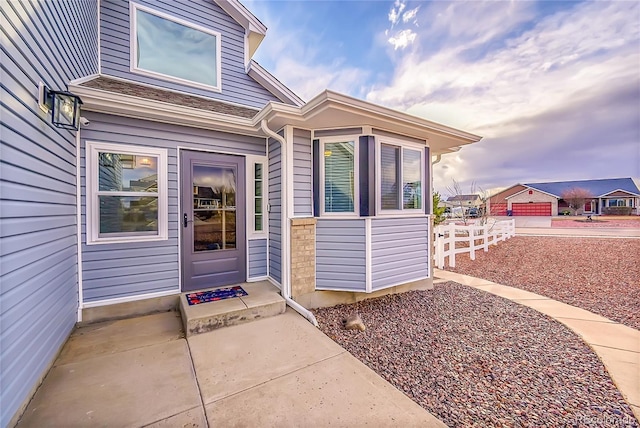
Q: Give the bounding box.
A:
[290,218,316,298]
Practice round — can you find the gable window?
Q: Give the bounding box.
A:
[130,3,222,91]
[86,142,168,244]
[322,139,358,214]
[379,141,423,212]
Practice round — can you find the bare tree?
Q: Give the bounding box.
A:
[446,179,490,225]
[560,187,594,215]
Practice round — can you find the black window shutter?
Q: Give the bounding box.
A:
[359,136,376,217]
[313,139,320,216]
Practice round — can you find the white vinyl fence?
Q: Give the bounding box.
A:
[434,219,516,269]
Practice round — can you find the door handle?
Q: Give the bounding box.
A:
[183,213,192,228]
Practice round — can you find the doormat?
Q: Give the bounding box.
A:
[186,286,248,306]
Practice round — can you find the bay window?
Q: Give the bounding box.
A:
[379,141,423,212]
[322,140,357,214]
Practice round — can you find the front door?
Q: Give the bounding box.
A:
[181,151,246,291]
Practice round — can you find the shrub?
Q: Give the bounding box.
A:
[602,206,633,216]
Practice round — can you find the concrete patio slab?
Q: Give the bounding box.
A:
[204,352,446,428]
[554,318,640,353]
[144,406,207,428]
[513,298,617,323]
[188,309,344,404]
[57,311,184,365]
[591,345,640,409]
[16,340,201,428]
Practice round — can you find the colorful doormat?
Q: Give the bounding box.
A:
[186,286,248,306]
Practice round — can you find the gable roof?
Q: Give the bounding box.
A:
[525,178,640,198]
[213,0,267,59]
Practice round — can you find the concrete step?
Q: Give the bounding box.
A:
[179,281,286,337]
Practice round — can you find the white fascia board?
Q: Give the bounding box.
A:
[304,90,483,143]
[247,61,305,106]
[70,84,260,135]
[597,188,640,198]
[506,186,559,200]
[213,0,266,57]
[69,74,100,86]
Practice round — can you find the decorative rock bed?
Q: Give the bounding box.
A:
[313,283,638,427]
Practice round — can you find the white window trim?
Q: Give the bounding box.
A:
[375,137,426,217]
[319,136,360,217]
[246,155,268,239]
[86,141,169,245]
[129,2,222,92]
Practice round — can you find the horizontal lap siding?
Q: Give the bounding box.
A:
[316,219,366,291]
[248,239,268,278]
[268,138,282,284]
[370,217,430,291]
[100,0,280,109]
[0,1,99,426]
[293,128,312,216]
[80,112,265,302]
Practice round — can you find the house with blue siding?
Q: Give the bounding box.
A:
[0,0,481,425]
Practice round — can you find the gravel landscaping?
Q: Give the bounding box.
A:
[313,283,638,427]
[447,236,640,330]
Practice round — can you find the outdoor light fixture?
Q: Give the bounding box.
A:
[39,82,83,130]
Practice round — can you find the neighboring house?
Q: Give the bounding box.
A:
[446,194,483,211]
[487,178,640,216]
[0,0,481,425]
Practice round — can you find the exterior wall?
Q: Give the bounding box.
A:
[370,217,430,291]
[80,111,266,302]
[508,190,558,215]
[290,218,316,297]
[1,1,99,425]
[99,0,280,109]
[315,219,366,292]
[268,137,282,284]
[488,185,526,215]
[292,128,312,216]
[248,239,268,279]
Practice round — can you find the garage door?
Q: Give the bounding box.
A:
[491,203,507,216]
[511,202,552,216]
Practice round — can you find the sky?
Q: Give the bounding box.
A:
[245,0,640,196]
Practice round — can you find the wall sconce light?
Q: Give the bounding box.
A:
[39,82,83,130]
[138,157,152,167]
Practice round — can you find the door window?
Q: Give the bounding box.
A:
[192,165,236,251]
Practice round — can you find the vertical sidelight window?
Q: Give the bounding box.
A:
[254,163,264,231]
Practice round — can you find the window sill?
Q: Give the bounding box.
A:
[86,235,168,246]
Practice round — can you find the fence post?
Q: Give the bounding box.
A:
[448,224,456,268]
[469,226,475,261]
[483,224,489,251]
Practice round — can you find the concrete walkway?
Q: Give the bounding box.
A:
[15,309,444,427]
[435,269,640,422]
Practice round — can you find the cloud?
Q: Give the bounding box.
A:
[247,1,371,101]
[402,6,420,24]
[365,1,640,191]
[388,29,417,50]
[388,0,406,26]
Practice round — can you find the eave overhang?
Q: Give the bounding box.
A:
[71,80,482,154]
